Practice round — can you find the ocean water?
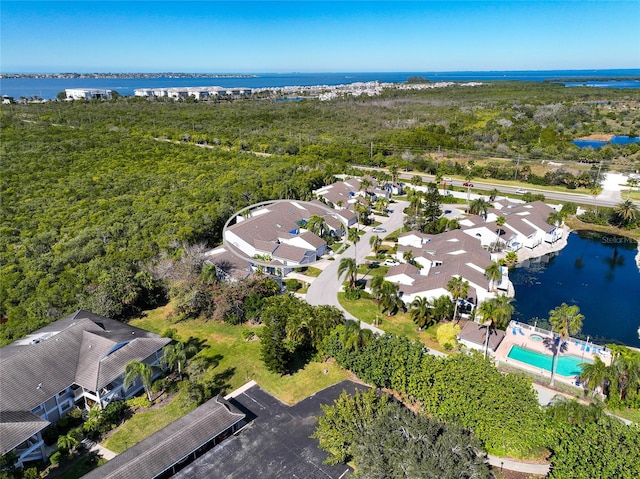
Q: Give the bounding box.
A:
[510,231,640,347]
[2,69,639,99]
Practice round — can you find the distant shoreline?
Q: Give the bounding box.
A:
[0,73,258,80]
[575,133,615,141]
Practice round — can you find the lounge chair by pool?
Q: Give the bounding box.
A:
[518,328,525,336]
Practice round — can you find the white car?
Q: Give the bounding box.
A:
[383,259,399,266]
[516,188,528,194]
[372,227,387,233]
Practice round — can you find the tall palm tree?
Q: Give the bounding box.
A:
[484,262,502,292]
[162,340,198,381]
[627,177,639,200]
[547,210,565,227]
[447,276,469,321]
[338,256,357,290]
[579,356,610,397]
[124,360,156,401]
[489,188,500,202]
[464,172,474,205]
[479,296,514,358]
[432,295,454,322]
[402,249,414,264]
[306,214,328,238]
[410,296,434,330]
[494,215,506,251]
[469,197,490,217]
[590,183,603,215]
[408,189,423,216]
[369,235,382,256]
[548,303,584,386]
[389,165,399,183]
[614,199,639,227]
[379,281,404,316]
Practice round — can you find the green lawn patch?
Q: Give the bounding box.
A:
[302,266,323,277]
[337,293,444,352]
[608,407,640,424]
[131,311,350,406]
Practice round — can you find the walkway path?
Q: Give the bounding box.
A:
[81,438,117,460]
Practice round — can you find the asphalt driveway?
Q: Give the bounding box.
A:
[173,380,368,479]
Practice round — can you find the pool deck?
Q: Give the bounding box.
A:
[494,320,612,386]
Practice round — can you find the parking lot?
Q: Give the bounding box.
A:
[173,380,368,479]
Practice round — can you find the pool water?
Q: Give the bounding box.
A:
[530,334,543,342]
[507,345,591,377]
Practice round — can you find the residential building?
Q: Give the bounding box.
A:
[64,89,112,100]
[0,310,170,467]
[223,200,344,275]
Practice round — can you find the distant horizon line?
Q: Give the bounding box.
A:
[3,68,640,76]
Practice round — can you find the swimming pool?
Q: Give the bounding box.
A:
[507,345,591,377]
[529,334,543,342]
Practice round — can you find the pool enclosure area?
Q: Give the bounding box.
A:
[494,321,611,385]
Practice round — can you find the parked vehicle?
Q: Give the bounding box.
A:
[516,188,528,194]
[372,227,387,233]
[383,259,399,266]
[463,182,474,187]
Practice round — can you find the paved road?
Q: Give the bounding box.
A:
[355,165,638,209]
[306,200,409,335]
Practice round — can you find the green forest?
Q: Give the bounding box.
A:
[1,82,639,342]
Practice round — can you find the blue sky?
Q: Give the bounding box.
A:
[2,1,639,73]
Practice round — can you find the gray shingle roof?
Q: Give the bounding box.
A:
[81,396,245,479]
[458,321,506,351]
[0,310,171,453]
[0,411,50,455]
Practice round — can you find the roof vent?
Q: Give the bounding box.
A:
[37,383,42,390]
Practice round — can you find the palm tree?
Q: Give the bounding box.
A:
[306,214,328,238]
[124,360,155,401]
[494,215,506,251]
[469,197,490,217]
[590,183,603,215]
[379,280,404,316]
[579,356,610,397]
[369,275,385,324]
[484,262,502,292]
[614,199,638,227]
[547,210,565,227]
[57,430,80,453]
[402,249,414,264]
[479,296,514,358]
[464,171,474,205]
[348,227,360,266]
[447,276,469,321]
[411,175,422,187]
[162,340,198,381]
[408,189,423,216]
[410,296,434,330]
[548,303,584,386]
[341,320,373,352]
[489,188,500,202]
[338,256,357,290]
[432,295,454,322]
[627,177,639,199]
[389,165,399,183]
[369,235,382,256]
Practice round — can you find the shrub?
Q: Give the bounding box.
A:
[436,323,460,350]
[49,451,62,466]
[284,279,300,292]
[126,395,152,409]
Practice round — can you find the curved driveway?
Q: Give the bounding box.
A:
[306,200,408,334]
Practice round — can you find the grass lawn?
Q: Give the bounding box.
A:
[130,305,351,405]
[102,304,351,452]
[337,293,444,352]
[302,266,323,277]
[608,407,640,424]
[357,263,389,278]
